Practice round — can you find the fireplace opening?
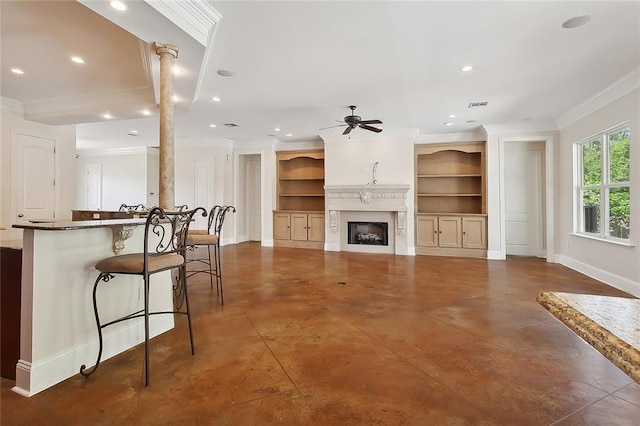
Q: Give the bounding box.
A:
[347,222,389,246]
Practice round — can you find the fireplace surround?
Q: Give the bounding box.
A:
[324,184,410,255]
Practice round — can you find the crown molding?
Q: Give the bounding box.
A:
[1,96,25,116]
[144,0,221,47]
[482,121,558,136]
[415,130,486,144]
[556,68,640,130]
[274,140,324,151]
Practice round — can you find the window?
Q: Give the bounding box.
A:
[575,124,631,242]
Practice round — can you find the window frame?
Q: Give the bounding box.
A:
[574,122,631,244]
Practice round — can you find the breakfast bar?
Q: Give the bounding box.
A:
[537,291,640,384]
[11,219,176,396]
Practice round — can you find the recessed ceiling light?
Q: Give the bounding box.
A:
[11,68,24,75]
[217,69,234,77]
[460,65,474,72]
[209,124,216,128]
[130,130,138,134]
[448,114,456,118]
[110,1,127,11]
[275,128,281,132]
[141,109,151,116]
[444,122,453,126]
[562,15,590,29]
[172,95,180,102]
[285,133,292,137]
[173,66,183,75]
[211,97,221,102]
[71,56,85,64]
[103,113,112,119]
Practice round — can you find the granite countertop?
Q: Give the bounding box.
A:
[12,218,147,231]
[537,291,640,384]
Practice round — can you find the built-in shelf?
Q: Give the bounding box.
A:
[417,174,481,178]
[275,149,325,249]
[417,193,482,197]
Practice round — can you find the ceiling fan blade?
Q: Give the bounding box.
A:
[320,124,347,130]
[360,124,383,133]
[360,119,382,125]
[342,126,353,135]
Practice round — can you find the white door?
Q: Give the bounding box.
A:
[14,133,55,222]
[193,159,213,230]
[86,164,103,210]
[247,157,261,241]
[505,145,543,256]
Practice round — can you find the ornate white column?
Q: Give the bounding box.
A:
[154,42,179,210]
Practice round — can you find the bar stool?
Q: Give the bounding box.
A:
[186,205,235,305]
[119,203,147,213]
[80,206,207,386]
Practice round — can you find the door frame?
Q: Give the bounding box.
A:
[498,135,555,262]
[234,151,264,245]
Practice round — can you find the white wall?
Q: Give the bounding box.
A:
[1,100,77,239]
[557,88,639,296]
[75,150,148,211]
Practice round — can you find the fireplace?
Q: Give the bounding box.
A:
[324,184,410,255]
[348,222,388,246]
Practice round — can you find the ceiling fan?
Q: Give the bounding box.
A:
[321,105,383,135]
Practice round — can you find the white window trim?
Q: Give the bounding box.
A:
[574,122,631,243]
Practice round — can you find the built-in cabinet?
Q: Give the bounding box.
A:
[273,150,325,249]
[415,142,487,258]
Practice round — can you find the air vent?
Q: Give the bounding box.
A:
[468,101,489,108]
[223,123,239,127]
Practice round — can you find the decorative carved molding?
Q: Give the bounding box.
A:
[110,225,136,255]
[329,210,338,233]
[397,211,406,236]
[359,191,372,203]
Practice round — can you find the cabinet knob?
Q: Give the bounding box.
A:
[463,232,466,235]
[434,230,437,234]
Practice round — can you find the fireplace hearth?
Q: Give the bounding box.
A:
[348,222,388,246]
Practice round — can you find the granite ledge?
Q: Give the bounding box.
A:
[537,291,640,384]
[12,218,147,231]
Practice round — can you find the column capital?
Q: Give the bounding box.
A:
[154,42,179,59]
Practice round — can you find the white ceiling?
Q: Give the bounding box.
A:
[1,1,639,151]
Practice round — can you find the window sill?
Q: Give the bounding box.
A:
[570,233,635,247]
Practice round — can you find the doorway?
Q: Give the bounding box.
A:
[238,153,262,242]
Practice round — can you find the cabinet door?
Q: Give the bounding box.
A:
[416,216,438,247]
[438,216,462,248]
[290,213,309,241]
[307,213,325,242]
[273,213,291,240]
[462,217,486,249]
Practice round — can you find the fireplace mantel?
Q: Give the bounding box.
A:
[324,184,410,254]
[324,184,410,210]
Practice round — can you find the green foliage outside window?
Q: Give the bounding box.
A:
[580,128,630,239]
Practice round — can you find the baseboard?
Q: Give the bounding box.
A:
[324,242,340,252]
[221,237,235,246]
[262,239,274,247]
[487,250,506,260]
[557,254,640,298]
[12,316,173,397]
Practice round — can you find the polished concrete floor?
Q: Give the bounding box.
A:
[2,242,639,425]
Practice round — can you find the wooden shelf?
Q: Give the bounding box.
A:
[417,193,482,197]
[279,177,324,181]
[417,174,481,178]
[280,194,324,197]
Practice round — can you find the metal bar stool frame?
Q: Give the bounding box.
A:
[80,206,207,386]
[186,205,235,305]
